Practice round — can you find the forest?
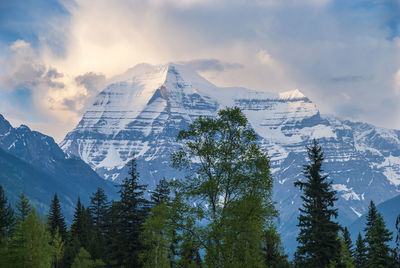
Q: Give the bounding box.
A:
[0,107,399,268]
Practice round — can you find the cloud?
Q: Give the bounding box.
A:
[1,0,400,141]
[75,72,106,94]
[184,59,244,72]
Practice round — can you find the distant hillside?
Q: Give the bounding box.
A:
[0,114,119,223]
[349,193,400,245]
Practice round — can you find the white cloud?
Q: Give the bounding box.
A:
[1,0,400,141]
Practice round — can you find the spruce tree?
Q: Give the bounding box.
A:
[395,214,400,266]
[0,185,14,246]
[343,227,354,257]
[354,233,367,268]
[89,187,109,230]
[294,139,341,267]
[48,193,67,241]
[151,178,170,205]
[262,224,291,268]
[89,188,109,261]
[109,157,151,267]
[364,201,393,267]
[16,193,30,223]
[64,197,97,267]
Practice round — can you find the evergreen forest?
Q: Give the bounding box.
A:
[0,107,399,268]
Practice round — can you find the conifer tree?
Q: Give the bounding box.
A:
[70,197,85,240]
[89,188,109,230]
[16,193,30,223]
[343,227,354,257]
[89,188,109,261]
[151,178,170,205]
[48,193,67,241]
[354,233,367,268]
[64,197,97,267]
[0,185,14,246]
[338,235,355,268]
[0,185,13,266]
[109,157,151,267]
[294,139,341,267]
[262,224,291,268]
[395,214,400,266]
[364,201,393,267]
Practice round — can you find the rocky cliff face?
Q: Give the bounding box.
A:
[60,63,400,252]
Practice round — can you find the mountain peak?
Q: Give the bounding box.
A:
[0,114,12,135]
[279,89,307,100]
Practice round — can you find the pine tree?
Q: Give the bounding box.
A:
[89,187,109,230]
[109,157,151,267]
[343,227,354,257]
[16,193,30,224]
[151,178,170,205]
[364,202,393,267]
[64,197,96,267]
[48,193,67,241]
[70,197,85,240]
[338,235,355,268]
[395,214,400,266]
[0,185,14,246]
[354,233,367,268]
[262,223,291,268]
[294,139,341,267]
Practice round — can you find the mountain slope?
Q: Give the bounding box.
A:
[61,63,400,252]
[0,115,118,222]
[349,193,400,246]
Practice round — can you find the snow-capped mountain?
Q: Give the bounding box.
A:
[61,63,400,253]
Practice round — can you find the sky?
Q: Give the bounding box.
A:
[0,0,400,142]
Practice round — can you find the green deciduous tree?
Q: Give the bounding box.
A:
[52,227,64,268]
[294,139,341,267]
[141,179,174,268]
[8,204,53,268]
[71,247,105,268]
[172,107,277,268]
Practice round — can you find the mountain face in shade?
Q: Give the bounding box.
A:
[0,114,118,223]
[60,63,400,253]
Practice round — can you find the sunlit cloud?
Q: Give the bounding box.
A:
[0,0,400,140]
